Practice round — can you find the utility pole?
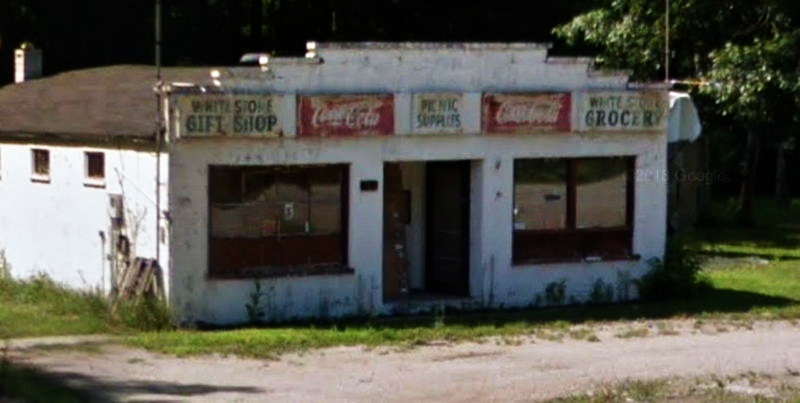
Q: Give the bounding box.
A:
[665,0,670,82]
[155,0,163,265]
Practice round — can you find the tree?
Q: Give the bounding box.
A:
[701,35,800,221]
[555,0,800,224]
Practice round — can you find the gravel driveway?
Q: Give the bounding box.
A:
[7,320,800,402]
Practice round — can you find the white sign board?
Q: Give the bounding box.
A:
[577,91,668,132]
[412,93,464,134]
[177,94,282,137]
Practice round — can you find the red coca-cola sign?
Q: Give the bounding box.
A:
[297,95,394,137]
[482,93,571,133]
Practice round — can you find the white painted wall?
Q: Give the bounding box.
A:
[0,142,168,292]
[168,133,665,324]
[166,44,667,324]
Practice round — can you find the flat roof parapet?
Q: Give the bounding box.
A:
[310,41,553,51]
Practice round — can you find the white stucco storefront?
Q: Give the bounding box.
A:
[164,43,667,325]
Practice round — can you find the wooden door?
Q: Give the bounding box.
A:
[426,161,470,296]
[383,163,410,301]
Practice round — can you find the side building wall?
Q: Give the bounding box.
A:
[0,142,168,293]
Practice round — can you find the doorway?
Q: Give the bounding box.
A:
[383,161,470,301]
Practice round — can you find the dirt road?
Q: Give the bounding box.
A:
[8,320,800,402]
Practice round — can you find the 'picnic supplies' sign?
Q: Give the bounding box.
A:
[578,91,668,132]
[482,93,571,134]
[412,93,464,134]
[297,94,394,137]
[177,95,282,137]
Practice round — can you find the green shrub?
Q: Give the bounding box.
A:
[113,296,173,332]
[637,235,705,301]
[245,280,267,324]
[544,279,567,306]
[589,278,614,305]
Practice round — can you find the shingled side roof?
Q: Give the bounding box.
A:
[0,65,208,140]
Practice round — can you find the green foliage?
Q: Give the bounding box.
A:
[615,271,633,302]
[544,279,568,306]
[554,6,665,80]
[113,297,172,332]
[554,0,797,80]
[245,280,267,324]
[433,301,446,329]
[589,278,615,305]
[637,235,705,301]
[701,34,800,137]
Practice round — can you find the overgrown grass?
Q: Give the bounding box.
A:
[0,274,110,339]
[129,198,800,359]
[0,272,172,338]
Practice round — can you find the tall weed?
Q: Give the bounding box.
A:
[637,235,706,301]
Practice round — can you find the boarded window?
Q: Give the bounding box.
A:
[31,149,50,180]
[209,164,348,278]
[513,159,567,230]
[85,152,105,182]
[513,157,634,263]
[576,158,628,229]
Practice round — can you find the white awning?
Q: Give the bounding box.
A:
[668,91,702,143]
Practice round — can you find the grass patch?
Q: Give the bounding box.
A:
[550,373,800,402]
[692,199,800,260]
[0,274,109,339]
[0,272,172,338]
[614,326,649,339]
[550,379,669,402]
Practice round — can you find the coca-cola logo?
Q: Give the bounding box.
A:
[311,99,383,129]
[495,94,566,125]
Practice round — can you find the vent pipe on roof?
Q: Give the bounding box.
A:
[14,43,42,83]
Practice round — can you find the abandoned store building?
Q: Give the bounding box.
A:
[0,42,672,324]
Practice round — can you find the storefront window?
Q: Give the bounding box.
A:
[576,158,628,229]
[513,159,567,230]
[513,157,634,263]
[209,164,348,278]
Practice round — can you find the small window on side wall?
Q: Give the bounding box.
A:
[31,148,50,183]
[84,152,105,187]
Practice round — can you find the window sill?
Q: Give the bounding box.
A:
[512,254,641,266]
[83,179,106,189]
[30,175,50,184]
[209,264,354,280]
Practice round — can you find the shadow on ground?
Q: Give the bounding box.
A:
[0,359,266,402]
